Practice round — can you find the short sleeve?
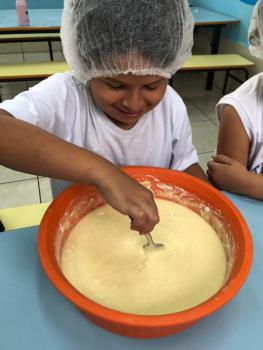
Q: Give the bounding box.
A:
[216,73,263,142]
[216,97,253,142]
[169,101,198,171]
[0,73,72,135]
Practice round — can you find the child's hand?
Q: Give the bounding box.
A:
[207,154,251,193]
[95,168,159,233]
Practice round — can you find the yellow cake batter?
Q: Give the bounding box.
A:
[61,199,227,315]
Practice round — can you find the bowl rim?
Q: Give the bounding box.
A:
[38,166,253,329]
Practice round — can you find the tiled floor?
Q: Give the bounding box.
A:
[0,72,222,209]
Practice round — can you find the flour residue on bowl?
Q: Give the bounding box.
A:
[60,198,227,315]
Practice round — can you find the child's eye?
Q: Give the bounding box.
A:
[106,82,124,90]
[145,84,159,90]
[145,79,166,90]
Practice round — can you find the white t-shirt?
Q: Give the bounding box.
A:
[217,73,263,174]
[0,72,198,196]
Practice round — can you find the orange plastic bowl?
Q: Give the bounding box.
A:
[38,167,253,338]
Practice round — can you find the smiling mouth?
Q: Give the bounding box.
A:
[115,107,142,117]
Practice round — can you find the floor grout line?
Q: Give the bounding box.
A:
[37,177,42,204]
[196,150,215,154]
[190,119,218,125]
[187,96,220,124]
[0,177,37,186]
[210,119,219,127]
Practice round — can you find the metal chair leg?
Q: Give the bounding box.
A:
[48,41,54,61]
[222,68,249,95]
[222,70,230,95]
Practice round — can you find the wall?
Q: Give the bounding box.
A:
[191,0,255,47]
[0,0,63,10]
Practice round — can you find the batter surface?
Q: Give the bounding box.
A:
[61,199,227,315]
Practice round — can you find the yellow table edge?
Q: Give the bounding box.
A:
[182,54,255,70]
[0,33,60,40]
[0,61,69,80]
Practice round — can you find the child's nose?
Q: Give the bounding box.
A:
[121,91,144,112]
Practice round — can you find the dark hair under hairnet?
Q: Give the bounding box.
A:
[61,0,194,80]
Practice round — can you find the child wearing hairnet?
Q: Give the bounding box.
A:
[208,0,263,200]
[0,0,206,233]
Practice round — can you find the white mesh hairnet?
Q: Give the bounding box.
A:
[61,0,194,81]
[248,0,263,58]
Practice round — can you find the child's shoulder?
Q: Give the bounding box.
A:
[161,85,186,110]
[28,71,87,101]
[227,72,263,100]
[39,71,83,89]
[164,84,184,101]
[150,85,188,126]
[217,73,263,110]
[217,73,263,127]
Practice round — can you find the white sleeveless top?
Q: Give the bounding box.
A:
[217,73,263,174]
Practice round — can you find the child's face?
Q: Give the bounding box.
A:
[89,74,168,129]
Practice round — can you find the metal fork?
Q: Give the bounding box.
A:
[142,232,164,250]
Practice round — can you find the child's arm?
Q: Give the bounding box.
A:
[0,109,159,232]
[208,154,263,199]
[184,163,208,182]
[207,105,263,200]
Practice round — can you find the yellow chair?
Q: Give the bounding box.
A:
[0,61,69,82]
[0,202,50,231]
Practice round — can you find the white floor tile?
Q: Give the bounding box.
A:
[23,52,50,62]
[28,81,41,88]
[0,165,36,184]
[0,53,24,64]
[53,51,65,61]
[22,42,50,53]
[0,82,27,97]
[0,94,17,101]
[185,99,210,123]
[0,42,22,54]
[0,179,40,209]
[51,42,62,51]
[211,119,219,127]
[188,94,221,121]
[173,72,221,99]
[38,177,53,203]
[191,120,218,154]
[198,152,214,172]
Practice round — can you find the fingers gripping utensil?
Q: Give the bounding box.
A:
[142,232,164,250]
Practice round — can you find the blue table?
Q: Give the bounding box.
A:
[0,193,262,350]
[192,6,239,26]
[0,9,62,33]
[0,6,238,33]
